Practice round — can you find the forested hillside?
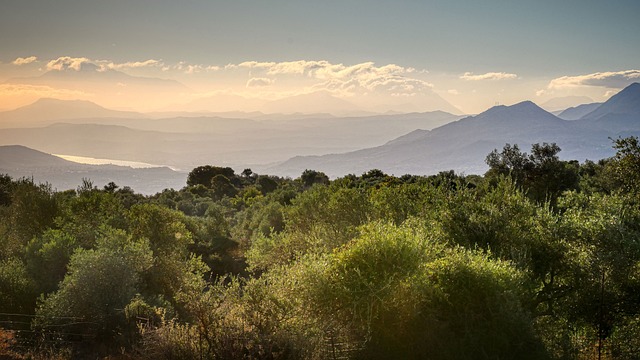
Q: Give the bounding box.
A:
[2,138,640,359]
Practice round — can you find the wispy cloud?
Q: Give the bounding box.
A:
[38,57,430,98]
[12,56,38,65]
[246,77,274,87]
[106,59,162,70]
[107,59,220,74]
[236,60,411,79]
[44,56,213,74]
[171,61,222,74]
[548,70,640,89]
[30,56,441,102]
[233,60,432,97]
[460,72,518,81]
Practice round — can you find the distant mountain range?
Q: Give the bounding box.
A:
[0,145,186,194]
[266,83,640,177]
[0,99,463,170]
[2,83,638,188]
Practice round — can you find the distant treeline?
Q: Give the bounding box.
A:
[2,137,640,359]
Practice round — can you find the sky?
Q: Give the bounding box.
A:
[0,0,639,114]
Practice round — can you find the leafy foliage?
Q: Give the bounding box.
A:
[3,139,640,359]
[36,227,153,337]
[486,143,579,204]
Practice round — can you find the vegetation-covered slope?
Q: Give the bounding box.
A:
[2,138,640,359]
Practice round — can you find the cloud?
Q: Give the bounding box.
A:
[106,59,162,70]
[171,61,203,74]
[43,56,223,75]
[548,70,640,89]
[246,77,274,87]
[448,89,460,95]
[157,61,219,74]
[46,56,93,71]
[12,56,38,65]
[238,60,410,80]
[33,56,439,100]
[233,60,432,97]
[460,72,518,81]
[38,57,431,97]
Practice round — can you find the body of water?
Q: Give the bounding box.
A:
[54,154,181,171]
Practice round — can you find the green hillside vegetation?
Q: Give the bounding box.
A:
[2,138,640,359]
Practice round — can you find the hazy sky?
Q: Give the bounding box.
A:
[1,0,639,113]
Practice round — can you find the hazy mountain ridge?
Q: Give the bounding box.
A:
[576,83,640,133]
[0,99,462,169]
[266,83,640,177]
[259,91,363,116]
[582,83,640,120]
[557,103,603,120]
[0,98,145,128]
[540,95,594,112]
[2,83,638,186]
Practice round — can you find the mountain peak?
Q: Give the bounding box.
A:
[627,82,640,90]
[29,98,105,109]
[0,98,144,128]
[582,82,640,120]
[613,82,640,97]
[512,100,538,108]
[447,99,562,130]
[480,100,551,118]
[260,91,362,116]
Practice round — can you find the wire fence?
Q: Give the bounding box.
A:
[0,312,103,354]
[2,312,368,359]
[321,330,365,360]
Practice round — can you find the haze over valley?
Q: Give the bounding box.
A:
[0,82,639,193]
